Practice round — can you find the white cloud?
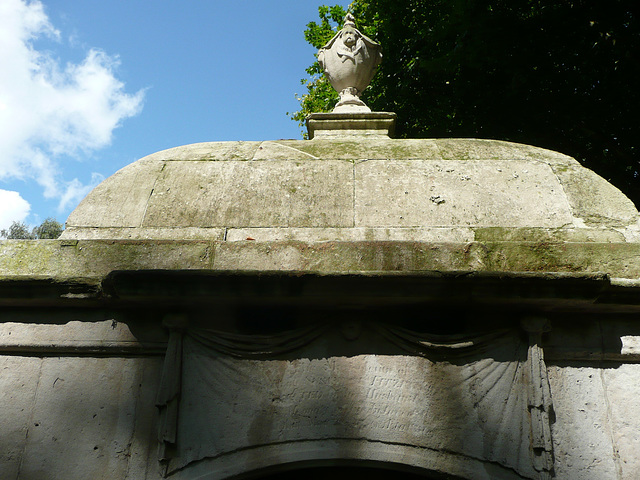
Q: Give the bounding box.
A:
[0,190,31,230]
[58,172,104,212]
[0,0,144,210]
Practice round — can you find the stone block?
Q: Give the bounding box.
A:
[124,357,164,480]
[553,165,639,226]
[153,141,261,161]
[142,160,354,228]
[251,141,324,161]
[0,356,42,479]
[601,364,640,478]
[61,227,226,241]
[0,321,164,355]
[211,241,481,273]
[279,138,441,160]
[17,357,146,480]
[434,138,580,165]
[547,365,618,479]
[225,227,474,243]
[66,159,164,228]
[355,159,574,228]
[306,112,396,139]
[483,241,640,279]
[473,226,626,243]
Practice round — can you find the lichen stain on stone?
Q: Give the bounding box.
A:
[0,241,57,274]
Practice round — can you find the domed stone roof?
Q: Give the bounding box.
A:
[62,137,639,245]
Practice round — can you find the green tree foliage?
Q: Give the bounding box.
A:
[1,221,35,239]
[1,218,64,239]
[32,218,64,239]
[294,1,640,206]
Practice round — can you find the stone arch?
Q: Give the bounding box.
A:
[247,461,462,480]
[175,439,530,480]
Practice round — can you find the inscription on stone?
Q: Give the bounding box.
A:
[278,357,432,439]
[175,346,470,473]
[167,335,540,480]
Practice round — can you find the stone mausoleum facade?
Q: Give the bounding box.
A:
[2,117,640,479]
[2,15,640,480]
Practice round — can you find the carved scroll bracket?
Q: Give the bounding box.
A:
[521,316,554,479]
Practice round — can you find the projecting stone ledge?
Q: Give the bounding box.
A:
[306,112,396,139]
[2,239,640,281]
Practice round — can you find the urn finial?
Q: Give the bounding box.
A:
[318,13,382,113]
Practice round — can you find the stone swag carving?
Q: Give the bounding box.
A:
[155,315,556,479]
[318,13,382,112]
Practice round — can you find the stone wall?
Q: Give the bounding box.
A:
[1,272,639,480]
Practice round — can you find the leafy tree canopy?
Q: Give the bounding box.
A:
[1,218,64,239]
[293,1,640,207]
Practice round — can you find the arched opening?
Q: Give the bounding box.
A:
[246,463,466,480]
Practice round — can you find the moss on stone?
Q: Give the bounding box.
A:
[2,237,639,282]
[473,227,626,243]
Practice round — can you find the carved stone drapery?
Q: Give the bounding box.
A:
[521,317,555,479]
[155,314,188,474]
[156,319,555,479]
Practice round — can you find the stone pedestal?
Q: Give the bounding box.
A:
[306,112,396,139]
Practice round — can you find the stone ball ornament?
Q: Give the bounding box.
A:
[318,13,382,112]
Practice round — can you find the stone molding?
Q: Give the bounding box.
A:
[306,112,396,138]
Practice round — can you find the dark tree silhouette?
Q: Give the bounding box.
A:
[294,2,639,207]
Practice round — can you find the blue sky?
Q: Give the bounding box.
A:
[0,0,349,230]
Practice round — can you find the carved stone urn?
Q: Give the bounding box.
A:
[318,13,382,112]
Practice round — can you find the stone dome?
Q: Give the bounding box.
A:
[62,136,640,244]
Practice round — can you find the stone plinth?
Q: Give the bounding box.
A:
[306,112,396,139]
